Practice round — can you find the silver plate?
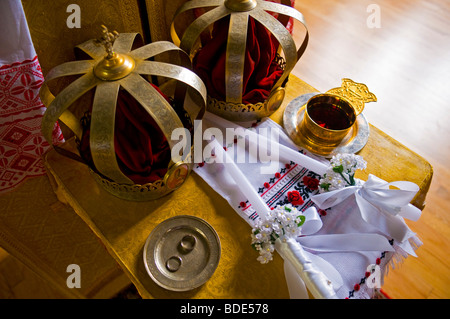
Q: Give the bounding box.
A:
[283,93,370,157]
[143,215,221,292]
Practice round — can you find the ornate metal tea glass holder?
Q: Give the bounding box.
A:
[284,79,377,157]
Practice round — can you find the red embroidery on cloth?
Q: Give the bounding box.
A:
[287,190,304,206]
[0,56,64,194]
[348,243,393,299]
[318,209,328,216]
[302,175,320,191]
[0,56,39,71]
[260,163,298,196]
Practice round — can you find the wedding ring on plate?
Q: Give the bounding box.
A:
[179,234,197,253]
[143,216,221,292]
[166,256,182,272]
[283,93,370,157]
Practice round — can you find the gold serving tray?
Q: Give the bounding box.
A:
[283,93,370,157]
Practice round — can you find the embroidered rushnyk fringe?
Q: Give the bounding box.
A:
[385,235,423,276]
[353,236,422,299]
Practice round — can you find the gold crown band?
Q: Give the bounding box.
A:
[89,151,194,202]
[206,55,287,121]
[206,86,286,122]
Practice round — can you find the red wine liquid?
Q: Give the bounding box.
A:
[308,103,352,130]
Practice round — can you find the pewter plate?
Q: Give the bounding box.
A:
[283,93,370,157]
[143,215,221,292]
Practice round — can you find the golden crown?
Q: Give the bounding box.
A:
[40,26,207,201]
[171,0,308,121]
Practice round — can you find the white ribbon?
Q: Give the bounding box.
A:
[275,205,394,299]
[311,174,422,242]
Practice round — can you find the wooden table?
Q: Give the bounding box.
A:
[43,75,432,298]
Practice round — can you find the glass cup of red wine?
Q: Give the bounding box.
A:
[298,94,356,156]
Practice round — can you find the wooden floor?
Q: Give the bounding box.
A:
[1,0,449,299]
[292,0,450,299]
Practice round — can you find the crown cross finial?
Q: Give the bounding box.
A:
[96,25,119,59]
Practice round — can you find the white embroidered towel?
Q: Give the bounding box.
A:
[192,111,421,299]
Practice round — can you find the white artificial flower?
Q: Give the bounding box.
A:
[252,205,304,264]
[262,221,273,232]
[257,253,273,264]
[277,212,289,226]
[262,242,275,254]
[288,226,301,237]
[271,222,282,236]
[320,153,367,192]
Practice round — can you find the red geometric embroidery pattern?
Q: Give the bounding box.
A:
[0,56,64,194]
